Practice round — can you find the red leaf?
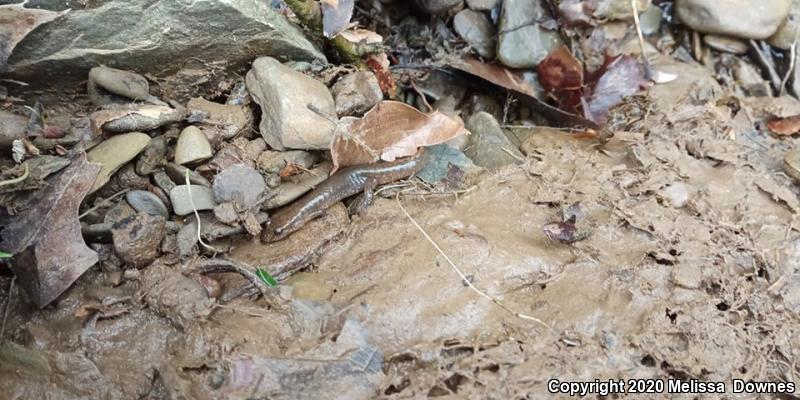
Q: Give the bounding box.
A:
[768,116,800,136]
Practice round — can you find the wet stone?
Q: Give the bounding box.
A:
[676,0,791,40]
[170,185,218,216]
[453,9,497,59]
[112,213,166,268]
[126,190,169,218]
[212,165,266,209]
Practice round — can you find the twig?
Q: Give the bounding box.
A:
[78,189,129,220]
[395,194,552,330]
[631,0,653,79]
[307,104,340,126]
[0,277,16,343]
[185,170,220,252]
[502,148,526,163]
[780,22,800,96]
[750,40,783,92]
[0,164,29,187]
[186,258,272,298]
[410,81,433,112]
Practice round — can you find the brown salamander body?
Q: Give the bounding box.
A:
[265,150,427,241]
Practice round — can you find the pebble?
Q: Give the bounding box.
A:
[112,213,166,268]
[214,202,240,225]
[87,66,158,105]
[126,190,169,218]
[676,0,791,40]
[331,71,384,116]
[638,4,662,35]
[467,0,499,10]
[86,132,151,194]
[703,34,748,54]
[170,185,218,216]
[135,135,169,175]
[464,112,525,170]
[165,163,212,187]
[256,150,317,174]
[212,165,266,209]
[175,126,213,166]
[453,9,497,59]
[497,0,561,68]
[769,0,800,49]
[186,97,252,145]
[784,148,800,181]
[153,170,177,194]
[412,0,463,14]
[245,57,336,150]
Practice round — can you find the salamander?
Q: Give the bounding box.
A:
[263,149,428,242]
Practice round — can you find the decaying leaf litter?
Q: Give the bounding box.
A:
[2,0,800,398]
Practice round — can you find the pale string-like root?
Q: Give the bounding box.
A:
[185,170,219,252]
[395,194,552,330]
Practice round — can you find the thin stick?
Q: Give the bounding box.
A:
[502,147,526,163]
[395,194,552,330]
[410,81,433,112]
[0,277,16,343]
[307,104,339,126]
[185,170,219,252]
[0,164,29,187]
[780,22,800,96]
[78,189,129,220]
[631,0,654,79]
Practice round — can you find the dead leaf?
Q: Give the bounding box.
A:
[89,104,182,134]
[537,45,585,112]
[366,53,397,97]
[767,116,800,136]
[330,101,468,173]
[0,152,101,307]
[321,0,354,38]
[0,4,66,72]
[449,57,599,130]
[582,55,646,124]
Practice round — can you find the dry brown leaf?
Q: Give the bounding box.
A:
[0,152,100,308]
[330,101,468,173]
[0,4,66,72]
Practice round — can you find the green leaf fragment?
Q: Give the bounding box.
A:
[256,268,278,287]
[0,251,12,259]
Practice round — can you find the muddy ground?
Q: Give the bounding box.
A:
[2,48,800,399]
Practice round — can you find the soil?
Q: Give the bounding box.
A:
[2,50,800,399]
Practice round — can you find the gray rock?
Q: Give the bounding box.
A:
[126,190,169,218]
[464,112,524,170]
[165,163,212,187]
[153,171,177,194]
[86,132,151,194]
[676,0,791,40]
[497,0,561,68]
[5,0,324,100]
[639,4,662,35]
[453,9,497,59]
[591,0,650,21]
[175,126,213,166]
[212,165,266,209]
[245,57,337,150]
[135,135,169,175]
[332,71,384,117]
[412,0,463,14]
[467,0,500,10]
[170,185,218,216]
[88,66,161,106]
[769,0,800,49]
[112,213,166,268]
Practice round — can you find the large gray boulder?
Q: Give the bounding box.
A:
[2,0,325,101]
